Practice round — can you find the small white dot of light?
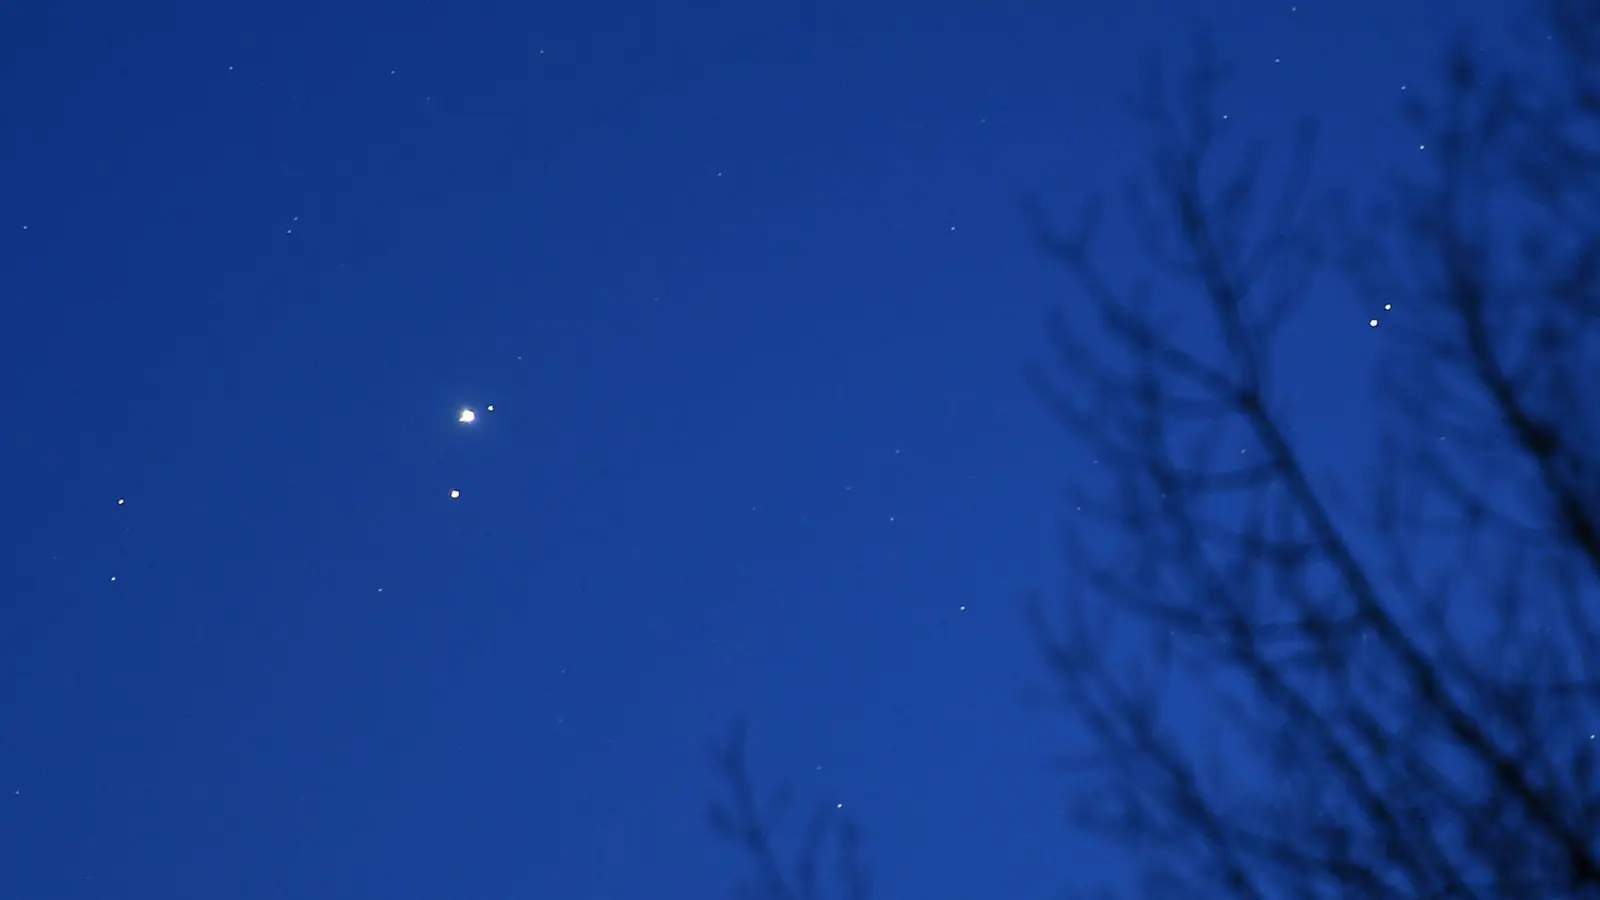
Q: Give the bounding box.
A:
[117,498,125,505]
[1370,319,1379,327]
[835,803,843,809]
[1419,144,1426,150]
[109,576,117,582]
[1384,303,1391,310]
[458,408,476,423]
[449,489,461,499]
[958,605,967,611]
[888,516,896,522]
[377,588,384,593]
[486,404,494,412]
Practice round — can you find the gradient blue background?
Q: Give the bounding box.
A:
[1,0,1509,896]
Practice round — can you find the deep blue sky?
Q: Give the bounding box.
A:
[1,1,1510,897]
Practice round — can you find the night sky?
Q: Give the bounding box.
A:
[2,1,1515,897]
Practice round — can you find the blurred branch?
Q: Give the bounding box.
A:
[707,719,870,900]
[1029,2,1600,896]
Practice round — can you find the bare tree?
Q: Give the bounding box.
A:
[707,719,871,900]
[1026,0,1600,895]
[712,1,1600,896]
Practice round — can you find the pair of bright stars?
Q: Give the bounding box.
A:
[449,405,494,498]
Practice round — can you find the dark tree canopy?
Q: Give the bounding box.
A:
[711,1,1600,896]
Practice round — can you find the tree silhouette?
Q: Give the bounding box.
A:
[707,719,871,900]
[712,1,1600,896]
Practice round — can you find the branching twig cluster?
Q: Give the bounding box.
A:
[1027,2,1600,896]
[707,720,870,900]
[711,2,1600,897]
